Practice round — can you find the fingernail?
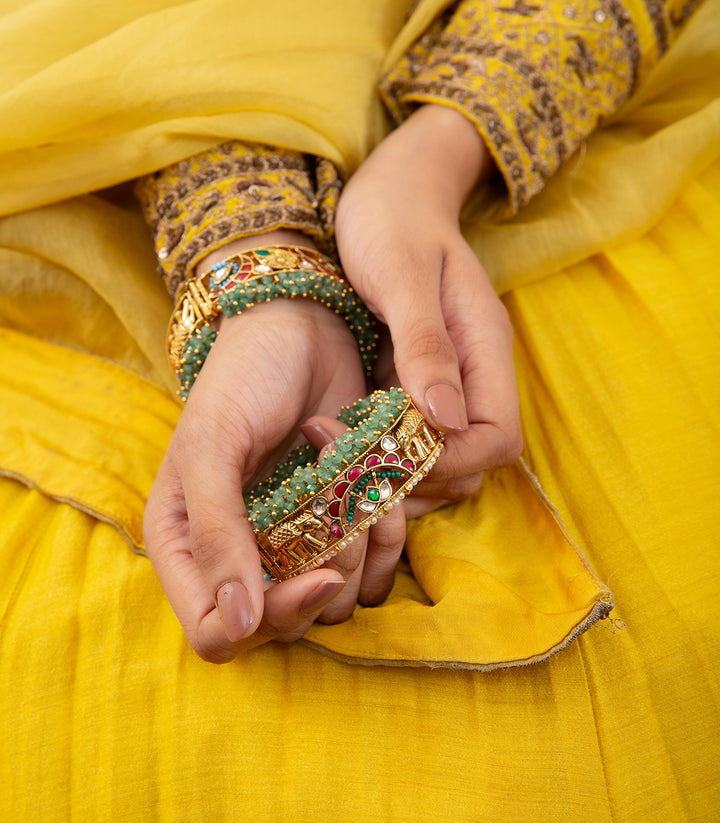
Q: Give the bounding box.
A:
[216,580,254,642]
[299,580,346,617]
[300,422,334,448]
[425,384,468,432]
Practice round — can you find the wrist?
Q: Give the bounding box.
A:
[395,104,495,211]
[216,284,351,341]
[196,230,318,277]
[169,244,376,400]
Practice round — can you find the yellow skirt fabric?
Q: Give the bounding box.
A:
[1,160,718,821]
[1,1,719,820]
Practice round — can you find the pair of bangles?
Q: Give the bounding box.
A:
[167,246,443,580]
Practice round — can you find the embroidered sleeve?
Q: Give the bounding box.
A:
[135,141,342,300]
[380,0,701,212]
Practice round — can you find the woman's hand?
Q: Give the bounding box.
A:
[144,294,400,662]
[335,104,523,516]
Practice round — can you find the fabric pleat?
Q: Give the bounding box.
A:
[1,0,719,819]
[1,158,718,823]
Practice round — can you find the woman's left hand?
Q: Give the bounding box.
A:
[334,104,523,516]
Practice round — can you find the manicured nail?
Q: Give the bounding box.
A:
[216,580,254,642]
[299,580,346,617]
[425,384,468,432]
[300,422,334,448]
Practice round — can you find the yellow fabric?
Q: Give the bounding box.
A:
[0,321,610,668]
[0,0,716,300]
[1,155,718,823]
[135,142,341,299]
[0,0,719,818]
[0,195,174,389]
[0,0,410,214]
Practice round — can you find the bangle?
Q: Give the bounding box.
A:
[246,387,444,580]
[167,246,377,400]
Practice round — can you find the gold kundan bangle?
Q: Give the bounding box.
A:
[167,246,376,400]
[247,388,443,580]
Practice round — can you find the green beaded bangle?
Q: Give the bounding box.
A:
[177,268,377,400]
[248,387,445,581]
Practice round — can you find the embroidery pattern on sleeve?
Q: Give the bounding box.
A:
[381,0,648,211]
[136,142,340,299]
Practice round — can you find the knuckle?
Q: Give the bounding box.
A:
[275,623,313,644]
[141,509,161,554]
[401,322,457,368]
[442,473,484,501]
[504,429,524,464]
[142,503,182,557]
[492,297,513,332]
[326,542,364,579]
[488,427,524,468]
[259,613,295,638]
[478,294,513,337]
[358,577,394,607]
[189,518,234,570]
[316,599,356,625]
[370,521,405,557]
[327,554,359,580]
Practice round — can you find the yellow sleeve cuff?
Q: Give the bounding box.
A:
[135,141,341,299]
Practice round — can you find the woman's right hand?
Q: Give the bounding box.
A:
[144,297,377,662]
[335,104,523,516]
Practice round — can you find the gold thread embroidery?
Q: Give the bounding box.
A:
[136,142,341,299]
[379,0,691,211]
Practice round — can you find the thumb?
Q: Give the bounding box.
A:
[179,428,266,644]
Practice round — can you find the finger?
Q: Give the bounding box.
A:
[412,470,484,502]
[201,572,346,659]
[146,448,347,660]
[300,417,338,454]
[358,499,406,605]
[247,572,347,646]
[369,250,470,435]
[174,405,266,644]
[275,575,348,642]
[316,536,368,623]
[371,324,398,388]
[402,495,453,520]
[428,245,522,480]
[144,454,235,661]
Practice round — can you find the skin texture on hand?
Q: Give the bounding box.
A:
[334,104,523,514]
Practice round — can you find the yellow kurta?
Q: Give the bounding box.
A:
[0,0,718,819]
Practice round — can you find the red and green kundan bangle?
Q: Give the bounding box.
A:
[167,246,377,400]
[247,387,443,580]
[165,247,443,580]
